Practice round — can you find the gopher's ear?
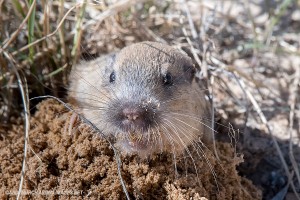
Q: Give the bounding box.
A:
[183,64,196,82]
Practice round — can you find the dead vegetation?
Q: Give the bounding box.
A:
[0,0,300,199]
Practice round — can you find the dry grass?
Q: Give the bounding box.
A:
[0,0,300,199]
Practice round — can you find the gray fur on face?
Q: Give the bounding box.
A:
[69,41,211,157]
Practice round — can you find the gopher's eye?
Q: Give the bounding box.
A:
[163,72,173,86]
[109,71,115,83]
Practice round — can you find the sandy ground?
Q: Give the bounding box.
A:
[0,99,261,199]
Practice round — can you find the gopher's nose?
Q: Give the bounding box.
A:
[123,108,141,121]
[116,102,156,132]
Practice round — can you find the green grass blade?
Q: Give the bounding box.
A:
[27,0,36,61]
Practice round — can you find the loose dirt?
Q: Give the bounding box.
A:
[0,99,262,199]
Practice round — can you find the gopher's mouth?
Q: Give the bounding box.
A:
[120,120,151,133]
[127,132,149,149]
[116,131,151,153]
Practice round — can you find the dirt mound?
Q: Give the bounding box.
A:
[0,99,261,199]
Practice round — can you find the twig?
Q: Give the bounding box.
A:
[11,0,144,57]
[179,16,204,77]
[0,3,79,82]
[77,0,146,34]
[288,64,300,194]
[58,0,68,63]
[180,0,198,39]
[0,0,37,51]
[133,17,167,44]
[236,72,300,200]
[245,0,258,45]
[210,56,266,88]
[43,63,68,80]
[264,0,295,45]
[210,54,299,199]
[3,51,30,200]
[11,2,81,56]
[71,0,87,65]
[42,0,50,49]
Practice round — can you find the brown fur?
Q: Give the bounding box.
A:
[69,41,212,157]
